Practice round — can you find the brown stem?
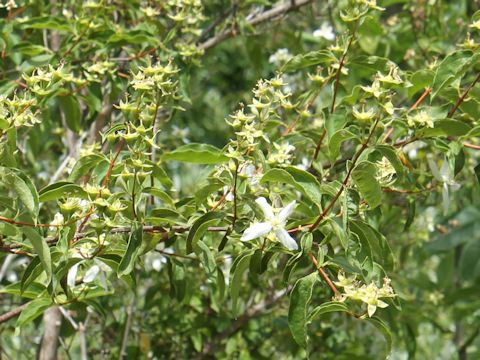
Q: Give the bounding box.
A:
[308,252,338,294]
[309,118,380,232]
[448,72,480,118]
[0,302,30,323]
[38,307,62,360]
[331,23,357,113]
[199,0,314,51]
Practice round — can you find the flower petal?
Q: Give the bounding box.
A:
[427,158,443,182]
[275,228,298,250]
[278,200,296,224]
[83,265,100,283]
[367,304,377,317]
[241,222,272,241]
[255,197,274,220]
[67,263,79,287]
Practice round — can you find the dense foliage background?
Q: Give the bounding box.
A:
[1,0,480,359]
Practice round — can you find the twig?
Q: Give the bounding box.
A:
[308,252,338,294]
[199,0,314,51]
[119,301,134,360]
[308,118,380,232]
[448,72,480,118]
[192,289,287,359]
[0,302,30,323]
[331,23,357,113]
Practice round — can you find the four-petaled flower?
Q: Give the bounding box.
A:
[241,197,298,250]
[428,157,460,215]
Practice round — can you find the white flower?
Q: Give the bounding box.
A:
[49,212,64,230]
[268,48,293,67]
[428,157,460,215]
[313,23,335,41]
[241,197,298,250]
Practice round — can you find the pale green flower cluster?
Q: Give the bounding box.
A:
[334,272,396,317]
[0,94,40,130]
[407,110,434,128]
[164,0,205,59]
[228,76,294,150]
[375,157,396,185]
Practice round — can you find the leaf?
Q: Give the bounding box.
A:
[22,227,52,284]
[288,272,318,348]
[261,167,322,205]
[418,119,471,137]
[58,95,82,133]
[0,167,39,217]
[16,297,52,328]
[118,223,143,277]
[39,182,87,202]
[432,50,480,99]
[230,253,252,316]
[366,317,392,356]
[68,154,106,182]
[194,240,217,279]
[350,220,395,271]
[329,129,357,161]
[0,282,46,299]
[309,301,349,321]
[459,238,480,281]
[281,50,336,73]
[162,143,228,164]
[186,212,224,254]
[352,161,382,209]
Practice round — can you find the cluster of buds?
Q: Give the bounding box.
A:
[375,157,396,185]
[334,271,396,317]
[164,0,205,59]
[0,94,40,129]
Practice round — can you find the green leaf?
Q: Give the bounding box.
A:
[261,167,322,205]
[22,227,52,284]
[58,95,82,133]
[352,161,382,209]
[366,317,392,356]
[281,50,336,73]
[350,220,395,271]
[288,272,318,348]
[309,301,349,321]
[194,240,217,279]
[186,212,224,253]
[39,182,87,202]
[230,253,253,316]
[418,119,471,137]
[0,167,39,217]
[162,143,228,164]
[432,50,480,99]
[118,223,143,277]
[16,297,52,328]
[68,154,106,182]
[0,282,46,299]
[459,238,480,281]
[329,129,357,161]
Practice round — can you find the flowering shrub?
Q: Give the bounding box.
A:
[1,0,480,358]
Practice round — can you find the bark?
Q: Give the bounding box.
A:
[38,307,62,360]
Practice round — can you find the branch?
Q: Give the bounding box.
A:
[38,306,62,360]
[199,0,314,51]
[193,289,287,359]
[448,72,480,118]
[308,118,380,233]
[0,301,30,323]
